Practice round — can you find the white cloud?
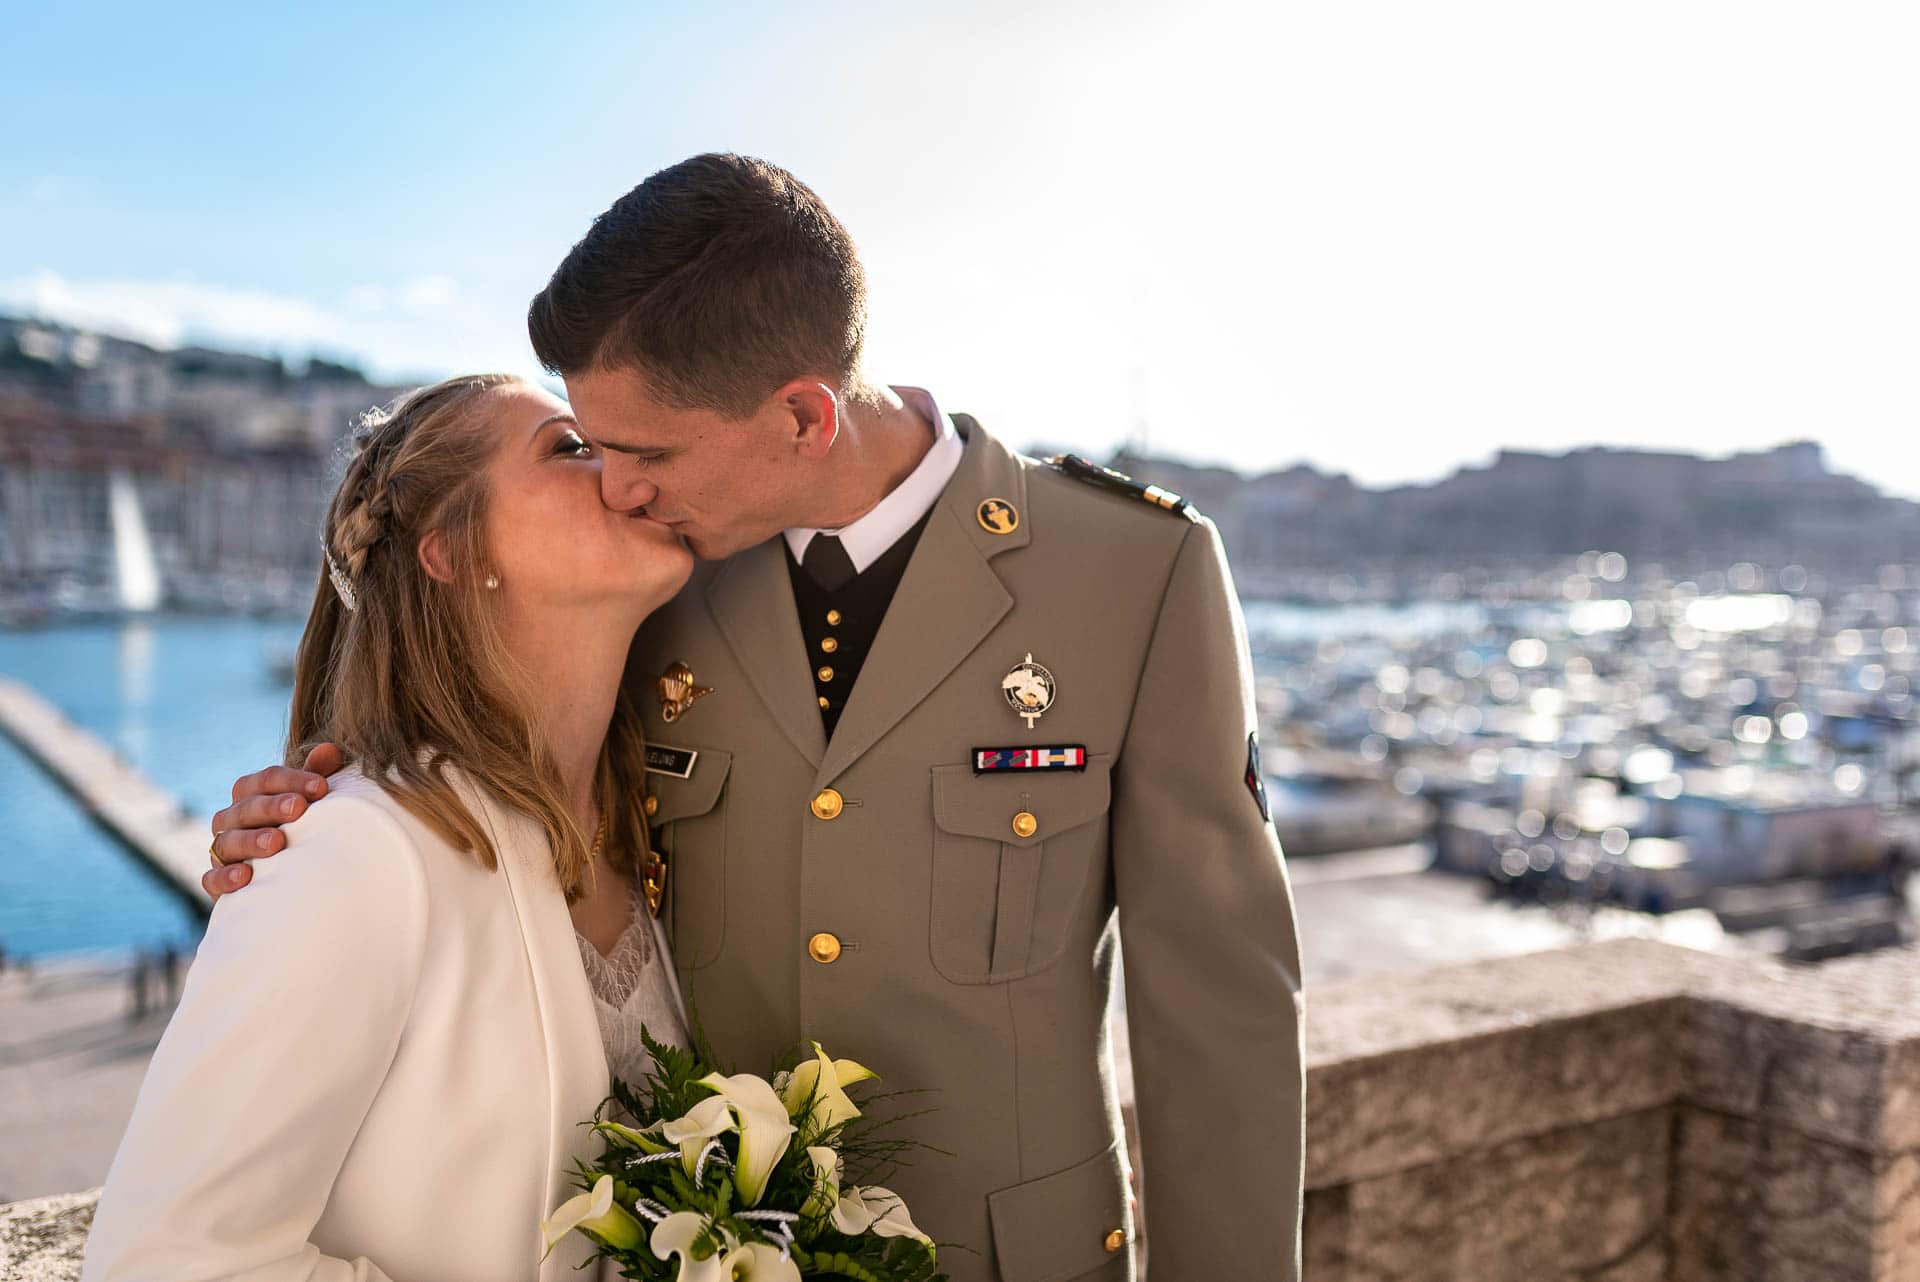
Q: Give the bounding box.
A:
[396,275,456,311]
[0,270,349,353]
[0,270,524,382]
[26,176,75,204]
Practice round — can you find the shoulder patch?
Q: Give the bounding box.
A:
[1045,454,1199,521]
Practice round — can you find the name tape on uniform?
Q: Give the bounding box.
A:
[973,745,1088,774]
[644,744,700,778]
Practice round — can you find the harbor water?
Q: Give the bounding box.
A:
[0,617,303,961]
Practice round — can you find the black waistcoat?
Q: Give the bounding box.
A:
[782,508,936,740]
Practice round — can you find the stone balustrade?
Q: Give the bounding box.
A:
[8,938,1920,1279]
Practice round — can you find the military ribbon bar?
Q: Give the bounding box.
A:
[972,745,1089,774]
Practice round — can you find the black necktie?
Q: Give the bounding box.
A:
[801,533,857,593]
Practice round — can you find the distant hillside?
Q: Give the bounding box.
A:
[1099,441,1920,575]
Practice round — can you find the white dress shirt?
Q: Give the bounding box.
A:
[782,385,964,575]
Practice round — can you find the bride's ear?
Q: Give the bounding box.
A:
[417,529,455,585]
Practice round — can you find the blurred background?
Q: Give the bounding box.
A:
[3,0,1918,1213]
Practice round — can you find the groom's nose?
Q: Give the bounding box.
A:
[601,457,659,512]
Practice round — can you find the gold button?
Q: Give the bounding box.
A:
[1012,810,1039,838]
[818,696,830,709]
[643,794,659,817]
[821,637,839,654]
[826,609,842,626]
[809,932,842,964]
[1104,1229,1125,1253]
[817,665,835,682]
[810,788,844,820]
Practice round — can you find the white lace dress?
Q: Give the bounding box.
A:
[574,879,691,1086]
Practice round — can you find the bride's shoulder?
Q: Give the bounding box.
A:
[290,758,512,875]
[280,762,430,872]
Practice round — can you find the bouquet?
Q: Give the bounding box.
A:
[542,1029,946,1281]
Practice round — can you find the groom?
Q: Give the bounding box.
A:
[208,154,1304,1281]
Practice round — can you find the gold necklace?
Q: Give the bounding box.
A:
[589,806,609,863]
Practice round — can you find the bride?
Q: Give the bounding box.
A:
[82,374,692,1281]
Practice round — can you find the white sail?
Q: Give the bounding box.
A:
[107,469,162,613]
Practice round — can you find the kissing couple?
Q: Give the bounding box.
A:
[81,153,1304,1282]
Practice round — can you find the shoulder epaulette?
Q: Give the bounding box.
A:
[1045,454,1198,520]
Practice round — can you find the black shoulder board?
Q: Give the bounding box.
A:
[1046,454,1197,519]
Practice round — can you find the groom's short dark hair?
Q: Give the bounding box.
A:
[527,153,868,418]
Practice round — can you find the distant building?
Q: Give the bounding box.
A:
[0,314,410,615]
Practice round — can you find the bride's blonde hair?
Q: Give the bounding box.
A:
[287,373,649,898]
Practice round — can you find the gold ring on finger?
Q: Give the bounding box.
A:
[209,836,227,868]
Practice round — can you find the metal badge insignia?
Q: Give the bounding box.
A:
[656,661,713,724]
[1001,653,1056,728]
[976,498,1020,535]
[640,847,668,918]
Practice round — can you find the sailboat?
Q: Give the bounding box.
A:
[107,469,163,614]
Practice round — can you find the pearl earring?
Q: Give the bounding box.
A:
[484,574,500,590]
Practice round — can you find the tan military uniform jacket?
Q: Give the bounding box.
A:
[632,416,1304,1282]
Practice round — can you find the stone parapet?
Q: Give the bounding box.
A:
[1303,937,1920,1281]
[10,939,1920,1279]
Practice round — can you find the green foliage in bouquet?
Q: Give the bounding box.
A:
[541,1027,948,1282]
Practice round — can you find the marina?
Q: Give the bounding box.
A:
[0,615,299,962]
[0,677,208,912]
[1245,557,1920,962]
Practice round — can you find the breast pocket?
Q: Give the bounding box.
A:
[647,748,732,970]
[929,755,1113,985]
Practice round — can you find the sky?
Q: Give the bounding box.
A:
[3,0,1916,494]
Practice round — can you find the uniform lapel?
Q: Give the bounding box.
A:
[814,420,1029,787]
[704,536,829,768]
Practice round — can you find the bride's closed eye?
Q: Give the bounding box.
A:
[553,429,594,457]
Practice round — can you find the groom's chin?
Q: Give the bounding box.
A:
[681,530,740,562]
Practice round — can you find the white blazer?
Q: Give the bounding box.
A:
[82,762,656,1282]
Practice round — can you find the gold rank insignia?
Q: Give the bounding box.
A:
[1002,653,1056,728]
[656,661,713,723]
[1046,454,1195,519]
[976,497,1020,535]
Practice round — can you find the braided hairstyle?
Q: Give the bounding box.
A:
[288,374,653,899]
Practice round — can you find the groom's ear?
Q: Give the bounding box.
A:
[416,529,456,585]
[776,380,840,461]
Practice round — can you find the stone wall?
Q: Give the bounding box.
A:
[9,938,1920,1279]
[1302,937,1920,1281]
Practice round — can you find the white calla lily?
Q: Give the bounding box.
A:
[801,1145,842,1220]
[651,1211,802,1282]
[780,1042,878,1135]
[593,1118,672,1154]
[693,1071,798,1206]
[831,1185,933,1249]
[723,1241,803,1281]
[661,1094,736,1178]
[650,1211,736,1282]
[540,1174,645,1260]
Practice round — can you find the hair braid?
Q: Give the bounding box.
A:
[325,408,407,581]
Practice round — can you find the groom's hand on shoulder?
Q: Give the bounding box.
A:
[203,743,343,901]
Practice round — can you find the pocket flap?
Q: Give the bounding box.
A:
[931,755,1111,849]
[986,1140,1131,1282]
[645,748,732,824]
